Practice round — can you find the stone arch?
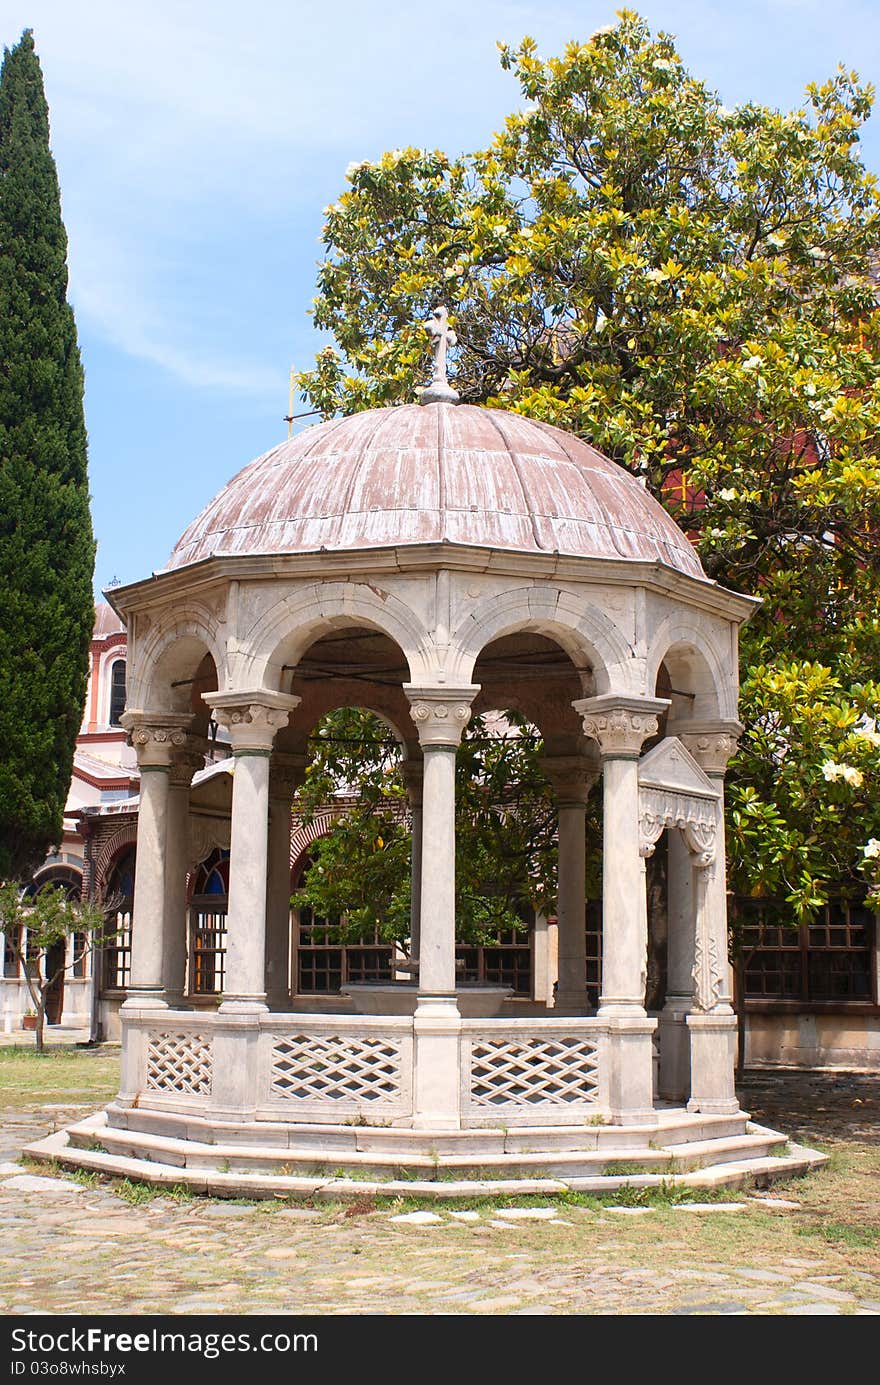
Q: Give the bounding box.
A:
[296,698,412,748]
[470,635,591,749]
[128,602,225,716]
[94,826,139,895]
[28,863,83,900]
[448,584,635,695]
[288,682,417,761]
[290,810,344,877]
[647,619,733,722]
[234,582,435,693]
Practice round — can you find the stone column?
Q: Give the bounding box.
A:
[404,684,479,1130]
[265,752,306,1011]
[206,693,300,1015]
[541,755,598,1013]
[400,758,424,968]
[119,712,192,1010]
[574,694,668,1124]
[677,722,742,1116]
[163,739,207,1008]
[658,827,695,1101]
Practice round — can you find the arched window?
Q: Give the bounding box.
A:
[190,849,229,995]
[23,867,82,903]
[22,867,88,980]
[104,849,134,990]
[108,659,126,727]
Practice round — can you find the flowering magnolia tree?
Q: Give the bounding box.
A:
[297,11,880,923]
[292,709,563,945]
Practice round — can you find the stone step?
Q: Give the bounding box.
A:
[67,1114,786,1181]
[108,1104,751,1154]
[22,1126,827,1200]
[663,1132,787,1170]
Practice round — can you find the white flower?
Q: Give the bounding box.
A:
[742,355,763,371]
[855,721,880,748]
[807,246,828,260]
[719,487,738,501]
[823,760,863,786]
[645,268,668,284]
[863,839,880,859]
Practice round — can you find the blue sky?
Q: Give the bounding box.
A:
[3,0,879,595]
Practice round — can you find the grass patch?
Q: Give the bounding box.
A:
[0,1046,120,1109]
[110,1177,194,1205]
[69,1169,101,1190]
[796,1219,880,1251]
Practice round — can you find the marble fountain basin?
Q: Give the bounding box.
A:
[342,982,512,1018]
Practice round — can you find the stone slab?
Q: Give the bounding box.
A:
[493,1207,559,1220]
[0,1175,84,1194]
[674,1203,749,1212]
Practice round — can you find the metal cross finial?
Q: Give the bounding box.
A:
[419,304,460,405]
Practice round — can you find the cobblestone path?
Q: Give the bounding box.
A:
[0,1073,877,1316]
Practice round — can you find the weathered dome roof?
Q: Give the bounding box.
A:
[92,600,125,639]
[167,403,703,578]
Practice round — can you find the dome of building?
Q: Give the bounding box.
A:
[167,403,704,579]
[92,600,125,639]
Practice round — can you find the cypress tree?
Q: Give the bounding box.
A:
[0,30,95,880]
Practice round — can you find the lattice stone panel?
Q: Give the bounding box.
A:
[468,1035,600,1108]
[145,1031,213,1097]
[270,1034,402,1104]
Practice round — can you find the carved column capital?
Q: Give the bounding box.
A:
[400,757,424,806]
[205,691,301,754]
[540,754,599,806]
[573,695,669,759]
[168,736,209,789]
[120,710,193,768]
[269,751,308,804]
[671,720,743,778]
[403,685,480,748]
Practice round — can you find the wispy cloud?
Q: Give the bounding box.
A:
[4,0,878,396]
[3,0,521,391]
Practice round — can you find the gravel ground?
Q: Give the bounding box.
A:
[0,1067,877,1316]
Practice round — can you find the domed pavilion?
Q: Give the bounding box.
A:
[34,324,824,1194]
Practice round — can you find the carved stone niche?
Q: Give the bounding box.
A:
[188,814,232,873]
[637,736,720,866]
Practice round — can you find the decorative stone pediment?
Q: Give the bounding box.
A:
[638,737,720,864]
[639,737,719,801]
